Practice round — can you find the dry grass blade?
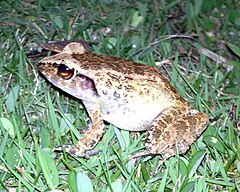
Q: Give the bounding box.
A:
[191,42,233,72]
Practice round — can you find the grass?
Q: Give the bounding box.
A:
[0,0,240,191]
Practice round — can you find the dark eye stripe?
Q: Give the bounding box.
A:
[57,64,74,80]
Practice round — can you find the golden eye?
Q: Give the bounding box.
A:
[57,64,74,80]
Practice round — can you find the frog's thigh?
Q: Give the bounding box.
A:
[146,112,208,159]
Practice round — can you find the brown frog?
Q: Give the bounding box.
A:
[38,42,208,161]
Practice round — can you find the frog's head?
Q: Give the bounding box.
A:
[38,42,98,100]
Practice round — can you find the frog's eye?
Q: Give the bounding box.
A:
[57,64,74,80]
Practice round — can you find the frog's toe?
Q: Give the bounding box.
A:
[130,151,153,159]
[66,145,102,158]
[53,144,101,158]
[84,149,102,158]
[53,145,63,152]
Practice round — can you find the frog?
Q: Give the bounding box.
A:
[38,41,209,161]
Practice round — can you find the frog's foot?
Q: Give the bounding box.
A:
[130,151,166,175]
[54,144,101,158]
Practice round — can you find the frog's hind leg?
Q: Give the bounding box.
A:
[145,109,208,159]
[131,107,208,161]
[131,107,208,174]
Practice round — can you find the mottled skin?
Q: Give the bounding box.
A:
[38,42,209,160]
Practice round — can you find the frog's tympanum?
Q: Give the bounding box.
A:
[38,42,208,161]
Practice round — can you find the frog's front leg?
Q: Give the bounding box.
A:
[63,106,105,158]
[133,106,208,160]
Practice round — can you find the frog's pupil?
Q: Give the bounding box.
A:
[58,64,69,72]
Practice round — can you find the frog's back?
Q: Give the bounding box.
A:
[72,52,160,78]
[73,52,186,105]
